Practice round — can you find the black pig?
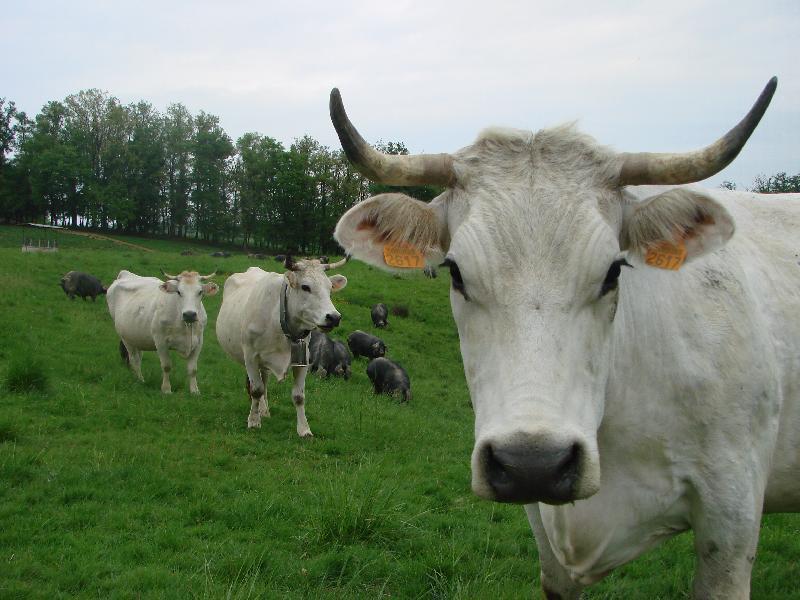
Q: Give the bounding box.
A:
[347,330,386,360]
[371,303,389,328]
[367,357,412,402]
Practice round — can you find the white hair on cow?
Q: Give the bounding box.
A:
[445,123,625,265]
[349,192,445,252]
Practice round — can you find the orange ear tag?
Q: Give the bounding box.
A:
[383,242,425,269]
[644,240,687,271]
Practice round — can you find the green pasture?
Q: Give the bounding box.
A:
[0,225,797,599]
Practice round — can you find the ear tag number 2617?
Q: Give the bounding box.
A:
[383,242,425,269]
[645,240,687,271]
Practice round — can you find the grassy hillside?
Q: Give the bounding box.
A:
[0,225,797,599]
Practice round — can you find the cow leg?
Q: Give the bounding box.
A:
[186,333,203,394]
[525,504,584,600]
[244,373,270,420]
[690,490,763,600]
[155,343,173,394]
[258,369,270,416]
[291,365,312,438]
[244,353,266,428]
[123,341,145,382]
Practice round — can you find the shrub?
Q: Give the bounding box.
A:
[4,355,49,393]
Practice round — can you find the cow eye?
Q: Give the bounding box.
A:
[600,258,632,297]
[301,284,311,293]
[197,290,203,296]
[441,258,469,300]
[176,290,183,297]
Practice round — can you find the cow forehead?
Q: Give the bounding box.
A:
[454,128,620,229]
[454,187,618,267]
[456,124,619,187]
[451,126,621,243]
[292,263,332,287]
[175,271,203,290]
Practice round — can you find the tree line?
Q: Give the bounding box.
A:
[0,90,439,253]
[0,90,795,253]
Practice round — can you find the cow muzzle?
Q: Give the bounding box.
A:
[318,312,341,332]
[182,310,198,324]
[473,431,598,505]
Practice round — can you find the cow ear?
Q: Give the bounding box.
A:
[334,193,449,270]
[203,282,219,296]
[284,271,298,287]
[621,188,735,268]
[329,274,347,292]
[159,280,179,293]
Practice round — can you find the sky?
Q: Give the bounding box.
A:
[3,0,798,189]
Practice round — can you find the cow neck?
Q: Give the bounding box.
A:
[280,279,310,342]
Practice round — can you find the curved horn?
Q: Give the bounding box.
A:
[619,77,777,186]
[199,272,216,281]
[330,88,457,187]
[323,255,350,271]
[160,269,179,280]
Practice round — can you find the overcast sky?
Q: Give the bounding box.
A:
[4,0,798,188]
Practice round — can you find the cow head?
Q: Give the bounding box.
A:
[160,270,218,323]
[330,79,776,505]
[283,256,348,333]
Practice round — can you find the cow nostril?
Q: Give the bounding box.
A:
[183,311,198,323]
[562,443,581,472]
[486,444,513,489]
[325,313,341,326]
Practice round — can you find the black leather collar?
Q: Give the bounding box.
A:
[280,279,310,342]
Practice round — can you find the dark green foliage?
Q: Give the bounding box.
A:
[723,171,800,194]
[750,171,800,193]
[0,90,375,254]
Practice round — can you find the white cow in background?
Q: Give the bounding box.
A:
[330,78,800,599]
[107,270,218,394]
[215,257,347,437]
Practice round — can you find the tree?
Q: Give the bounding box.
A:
[750,172,800,194]
[126,101,165,233]
[63,89,124,228]
[16,101,85,225]
[0,86,405,247]
[0,100,35,222]
[164,103,194,237]
[191,111,233,242]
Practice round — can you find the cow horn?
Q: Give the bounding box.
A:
[330,88,457,187]
[284,255,300,271]
[618,77,777,186]
[199,272,216,281]
[160,269,179,280]
[323,255,350,271]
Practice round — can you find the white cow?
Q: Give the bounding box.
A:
[330,78,800,598]
[106,270,218,394]
[215,257,348,437]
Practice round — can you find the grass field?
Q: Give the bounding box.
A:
[0,224,798,599]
